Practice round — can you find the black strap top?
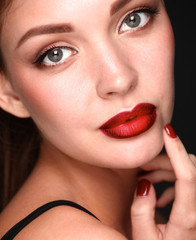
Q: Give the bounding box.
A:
[1,200,99,240]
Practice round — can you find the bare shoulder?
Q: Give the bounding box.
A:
[14,205,127,240]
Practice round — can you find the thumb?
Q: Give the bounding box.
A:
[131,179,161,240]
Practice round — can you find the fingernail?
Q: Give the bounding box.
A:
[136,179,151,197]
[164,124,177,139]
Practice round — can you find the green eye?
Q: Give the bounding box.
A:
[118,6,161,33]
[43,47,73,65]
[47,49,64,63]
[124,12,143,28]
[34,46,77,67]
[121,12,149,31]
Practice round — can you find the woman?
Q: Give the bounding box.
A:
[0,0,195,239]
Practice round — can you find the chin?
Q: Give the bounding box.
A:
[87,122,165,169]
[110,134,163,169]
[92,105,171,169]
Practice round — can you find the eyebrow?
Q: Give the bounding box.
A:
[16,23,74,48]
[110,0,133,16]
[17,1,132,48]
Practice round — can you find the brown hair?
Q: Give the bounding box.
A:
[0,0,40,212]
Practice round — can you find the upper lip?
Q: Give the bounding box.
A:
[100,103,157,129]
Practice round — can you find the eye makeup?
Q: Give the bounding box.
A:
[118,5,160,33]
[31,1,160,69]
[33,44,77,67]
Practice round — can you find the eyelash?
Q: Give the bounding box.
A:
[33,45,76,67]
[33,5,160,67]
[118,5,160,32]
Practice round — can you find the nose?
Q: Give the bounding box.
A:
[95,42,138,99]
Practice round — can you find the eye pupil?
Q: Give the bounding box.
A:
[48,49,63,62]
[125,13,141,28]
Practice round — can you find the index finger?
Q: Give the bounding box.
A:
[164,124,196,231]
[164,124,196,180]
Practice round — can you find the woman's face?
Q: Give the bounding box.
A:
[0,0,175,168]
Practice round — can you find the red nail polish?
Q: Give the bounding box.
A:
[136,179,151,197]
[164,124,177,139]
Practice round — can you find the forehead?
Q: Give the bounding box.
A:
[1,0,122,44]
[5,0,127,20]
[1,0,161,50]
[2,0,112,33]
[3,0,159,26]
[1,0,105,47]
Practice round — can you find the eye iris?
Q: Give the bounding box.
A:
[48,49,63,62]
[125,13,141,28]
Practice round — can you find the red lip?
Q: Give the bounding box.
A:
[99,103,157,139]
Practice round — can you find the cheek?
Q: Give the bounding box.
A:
[145,36,175,102]
[154,26,175,119]
[136,20,175,119]
[9,66,91,131]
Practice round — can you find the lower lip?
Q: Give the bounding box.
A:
[100,103,157,139]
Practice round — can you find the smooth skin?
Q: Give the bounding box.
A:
[0,0,175,169]
[131,130,196,240]
[0,0,195,239]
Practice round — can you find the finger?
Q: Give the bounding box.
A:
[131,179,162,240]
[138,169,176,183]
[163,125,196,232]
[139,153,195,183]
[156,186,175,208]
[141,154,173,171]
[164,125,196,180]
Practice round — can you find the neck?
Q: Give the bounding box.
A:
[37,140,139,238]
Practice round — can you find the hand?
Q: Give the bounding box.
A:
[138,152,176,208]
[131,124,196,240]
